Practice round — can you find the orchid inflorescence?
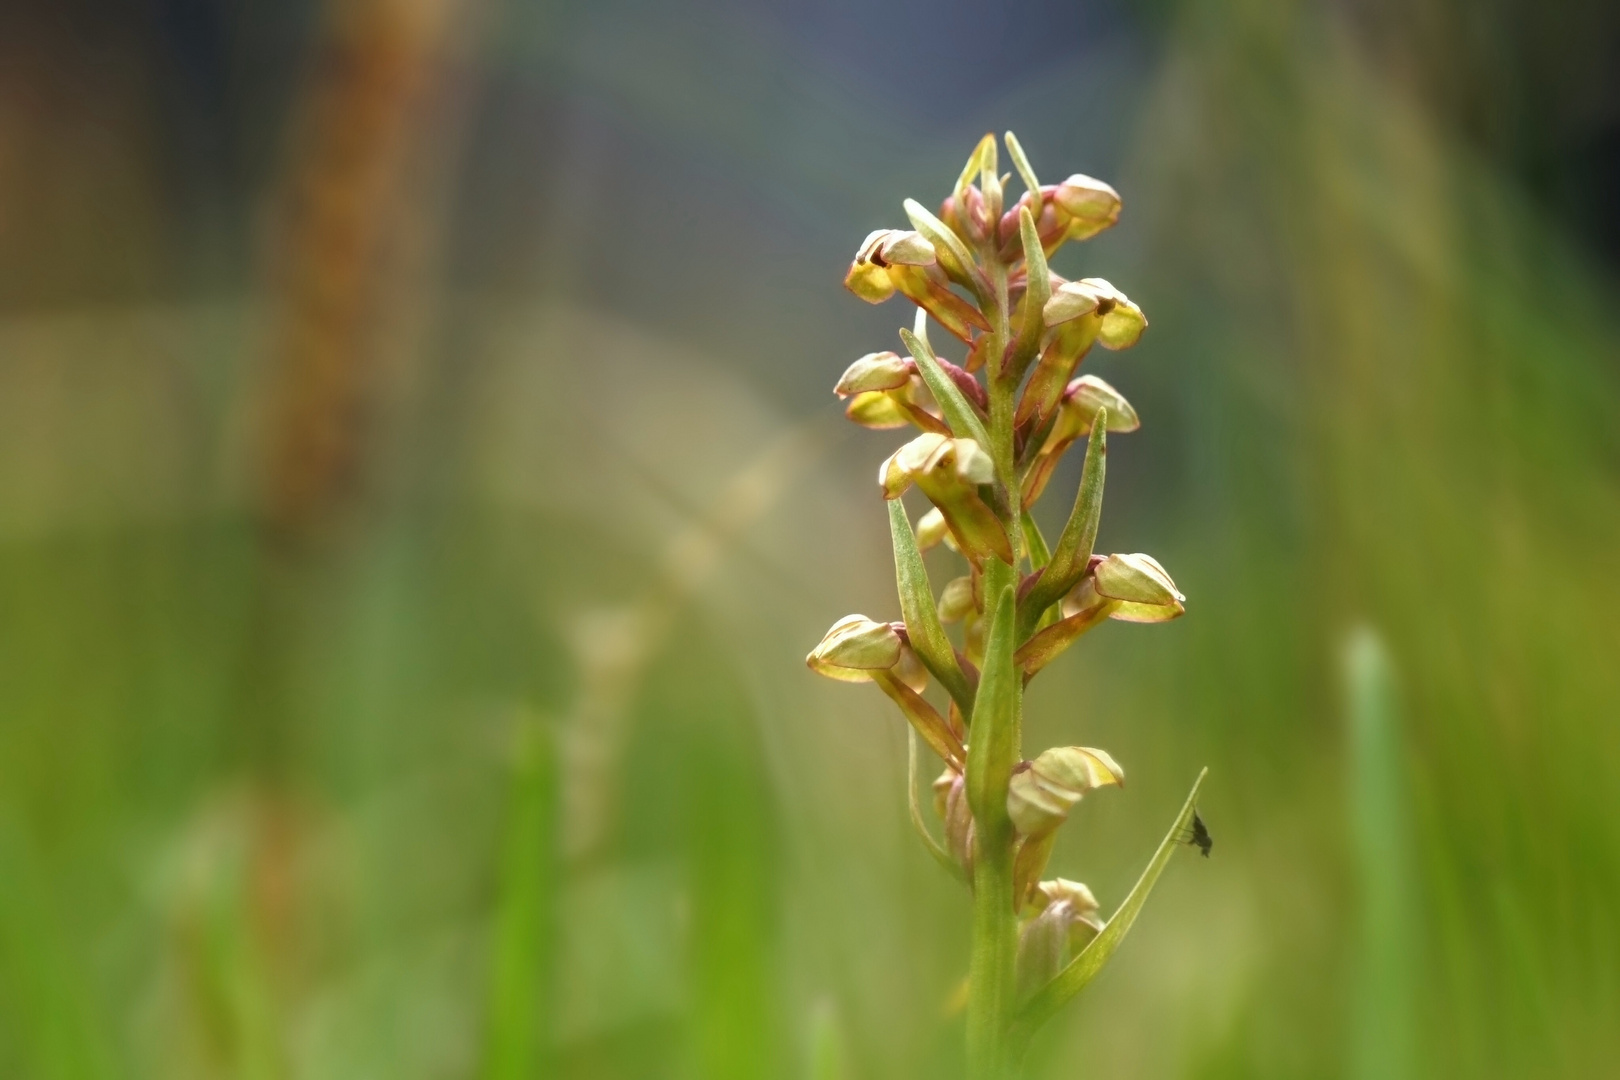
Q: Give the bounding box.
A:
[806,133,1206,1075]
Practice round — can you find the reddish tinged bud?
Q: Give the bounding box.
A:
[1022,377,1139,504]
[941,184,993,244]
[1092,552,1185,622]
[834,351,914,397]
[936,357,989,413]
[934,765,975,874]
[806,614,905,681]
[937,576,976,623]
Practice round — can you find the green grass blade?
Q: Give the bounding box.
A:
[481,715,560,1080]
[1346,628,1419,1080]
[0,825,121,1080]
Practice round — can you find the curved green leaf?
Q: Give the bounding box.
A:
[1018,415,1106,641]
[1020,511,1050,572]
[1006,207,1052,382]
[904,198,988,304]
[899,323,993,449]
[889,499,973,714]
[1003,131,1041,204]
[1010,767,1209,1046]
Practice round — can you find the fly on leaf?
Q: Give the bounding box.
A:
[1179,810,1213,858]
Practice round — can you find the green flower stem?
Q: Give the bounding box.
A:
[985,262,1021,525]
[965,252,1024,1080]
[965,576,1019,1080]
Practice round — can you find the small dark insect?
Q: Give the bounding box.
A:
[1180,811,1213,857]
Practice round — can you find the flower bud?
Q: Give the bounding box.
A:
[997,188,1063,257]
[937,576,976,623]
[996,174,1121,260]
[943,134,998,240]
[934,765,975,873]
[808,617,960,763]
[963,608,985,664]
[834,351,914,397]
[980,169,1006,231]
[879,435,1011,564]
[1032,878,1105,946]
[915,506,951,551]
[805,614,903,681]
[1007,745,1125,837]
[1092,553,1185,622]
[1016,897,1067,1000]
[941,184,993,245]
[1016,877,1105,1000]
[1059,375,1139,435]
[1051,174,1122,241]
[1021,379,1140,505]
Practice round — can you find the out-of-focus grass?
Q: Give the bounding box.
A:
[0,0,1618,1077]
[1345,628,1417,1080]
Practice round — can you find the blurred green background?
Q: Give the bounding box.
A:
[1,0,1617,1076]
